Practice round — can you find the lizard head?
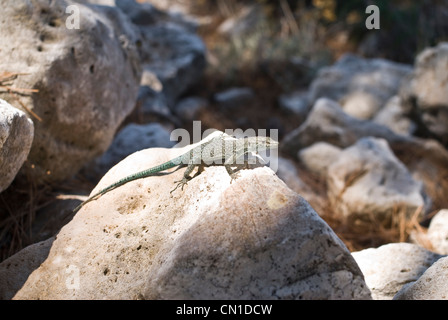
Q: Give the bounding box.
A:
[245,136,279,153]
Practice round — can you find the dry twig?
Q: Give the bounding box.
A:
[0,72,42,122]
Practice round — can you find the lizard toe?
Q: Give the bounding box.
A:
[230,172,240,184]
[171,178,188,194]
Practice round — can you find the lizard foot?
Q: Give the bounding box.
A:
[230,172,240,184]
[170,178,188,194]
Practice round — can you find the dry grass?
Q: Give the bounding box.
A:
[0,167,93,262]
[324,203,430,252]
[196,1,333,94]
[0,169,47,260]
[0,72,44,260]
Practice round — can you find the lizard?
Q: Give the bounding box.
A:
[73,133,279,213]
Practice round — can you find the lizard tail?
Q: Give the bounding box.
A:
[72,158,181,213]
[72,175,139,213]
[73,202,86,214]
[73,190,103,214]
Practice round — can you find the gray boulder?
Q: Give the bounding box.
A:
[278,90,311,125]
[394,256,448,300]
[138,23,206,110]
[84,0,206,120]
[0,99,34,192]
[0,238,54,300]
[282,98,448,210]
[88,123,176,179]
[400,42,448,145]
[114,0,198,31]
[0,0,142,183]
[353,243,443,300]
[275,157,327,216]
[275,157,308,192]
[298,142,342,179]
[309,54,412,120]
[373,95,416,136]
[327,137,429,222]
[78,0,206,122]
[214,87,256,110]
[173,96,208,121]
[282,98,401,154]
[121,0,207,121]
[427,209,448,255]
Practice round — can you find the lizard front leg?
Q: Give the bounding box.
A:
[224,154,244,184]
[171,163,196,194]
[225,164,239,184]
[225,155,254,183]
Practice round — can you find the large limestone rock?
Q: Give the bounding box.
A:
[0,0,142,183]
[327,137,429,222]
[400,42,448,145]
[352,243,444,300]
[4,137,371,299]
[0,99,34,192]
[309,54,412,120]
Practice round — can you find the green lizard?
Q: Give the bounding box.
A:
[73,133,279,213]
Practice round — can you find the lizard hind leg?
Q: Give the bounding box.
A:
[170,177,189,194]
[170,163,196,194]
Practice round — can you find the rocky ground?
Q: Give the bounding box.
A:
[1,0,448,299]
